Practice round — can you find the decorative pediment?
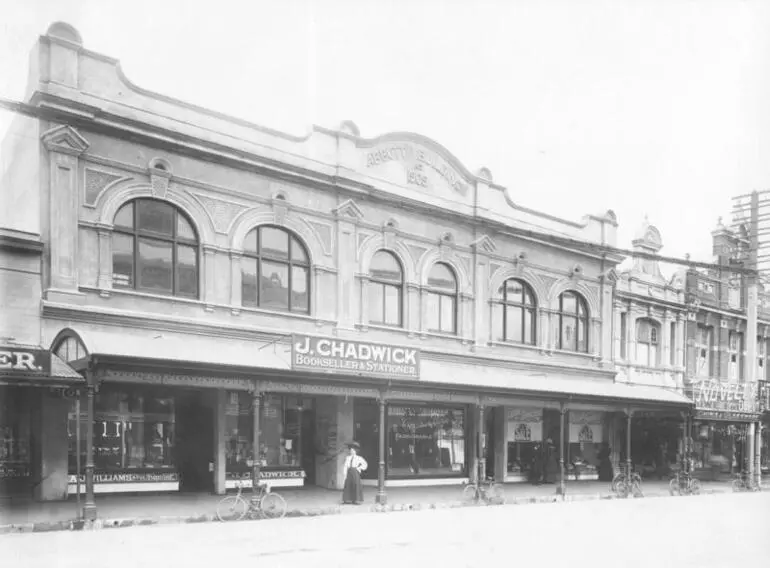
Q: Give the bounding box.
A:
[332,199,364,220]
[40,124,89,156]
[471,235,497,254]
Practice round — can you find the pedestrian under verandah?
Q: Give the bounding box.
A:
[342,442,368,505]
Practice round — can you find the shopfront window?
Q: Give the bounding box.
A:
[567,411,604,479]
[68,385,176,473]
[0,388,32,484]
[506,408,542,479]
[387,405,466,477]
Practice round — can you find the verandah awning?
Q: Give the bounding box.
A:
[0,345,84,388]
[65,325,692,408]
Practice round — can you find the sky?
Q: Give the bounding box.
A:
[1,0,769,269]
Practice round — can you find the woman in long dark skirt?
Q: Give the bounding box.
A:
[598,442,614,482]
[342,442,368,505]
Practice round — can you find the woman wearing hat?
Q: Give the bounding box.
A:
[342,442,367,505]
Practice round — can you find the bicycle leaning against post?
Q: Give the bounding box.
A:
[462,477,505,505]
[216,481,288,522]
[731,470,762,493]
[668,469,701,496]
[610,464,643,498]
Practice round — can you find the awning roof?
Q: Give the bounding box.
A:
[78,327,292,371]
[419,360,693,407]
[72,326,691,407]
[0,346,84,387]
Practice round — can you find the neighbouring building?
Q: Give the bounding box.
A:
[682,219,765,480]
[613,219,688,479]
[0,22,693,506]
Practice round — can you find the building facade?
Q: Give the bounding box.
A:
[0,23,693,506]
[682,220,765,481]
[613,220,688,479]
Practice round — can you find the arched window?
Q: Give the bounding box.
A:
[499,279,537,344]
[368,251,403,326]
[426,263,457,334]
[557,291,589,352]
[241,226,310,313]
[636,318,661,366]
[53,334,88,363]
[112,199,199,297]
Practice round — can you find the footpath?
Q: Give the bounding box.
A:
[0,479,760,535]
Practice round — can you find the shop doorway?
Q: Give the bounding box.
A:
[485,407,496,478]
[300,408,316,485]
[176,391,214,493]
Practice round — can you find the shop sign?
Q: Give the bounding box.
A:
[292,335,420,379]
[0,464,30,479]
[506,421,542,442]
[569,423,603,444]
[0,348,50,375]
[759,381,770,412]
[226,470,306,480]
[686,379,760,415]
[67,472,179,484]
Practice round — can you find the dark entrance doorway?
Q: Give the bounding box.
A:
[300,408,316,485]
[176,391,214,493]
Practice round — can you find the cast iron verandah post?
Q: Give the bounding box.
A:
[83,364,97,521]
[557,404,566,497]
[252,384,262,496]
[376,392,387,505]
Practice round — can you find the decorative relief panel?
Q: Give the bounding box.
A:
[307,220,334,256]
[84,169,129,206]
[191,192,249,234]
[407,244,429,264]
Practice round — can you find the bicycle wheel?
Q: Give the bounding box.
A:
[689,479,701,496]
[611,473,624,494]
[488,484,505,505]
[217,495,248,522]
[260,492,287,519]
[616,482,630,499]
[462,484,479,503]
[631,481,644,498]
[731,479,743,493]
[669,477,680,496]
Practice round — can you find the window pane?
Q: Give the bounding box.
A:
[578,298,587,317]
[577,319,588,352]
[291,238,308,264]
[638,343,650,366]
[176,214,196,241]
[387,406,466,477]
[370,251,402,283]
[561,315,577,350]
[176,245,198,297]
[505,305,523,342]
[440,295,455,334]
[291,266,309,313]
[368,283,385,323]
[260,227,289,259]
[523,287,535,307]
[505,280,523,303]
[561,292,577,314]
[524,308,534,344]
[243,229,258,254]
[112,233,134,288]
[138,238,173,293]
[114,202,134,229]
[260,260,289,309]
[384,285,401,326]
[426,292,440,331]
[241,260,258,306]
[428,264,455,292]
[137,200,174,236]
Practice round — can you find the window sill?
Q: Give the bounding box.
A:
[488,340,542,354]
[81,286,336,326]
[418,331,469,344]
[357,323,414,337]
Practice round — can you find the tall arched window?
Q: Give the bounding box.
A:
[368,251,403,326]
[241,226,310,313]
[112,199,199,297]
[426,263,457,334]
[557,291,589,352]
[499,279,537,344]
[636,318,661,366]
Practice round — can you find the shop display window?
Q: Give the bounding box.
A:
[0,388,31,481]
[505,413,543,478]
[387,405,466,477]
[225,392,311,475]
[68,385,176,473]
[507,440,537,477]
[567,415,603,478]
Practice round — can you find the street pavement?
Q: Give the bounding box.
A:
[3,492,769,568]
